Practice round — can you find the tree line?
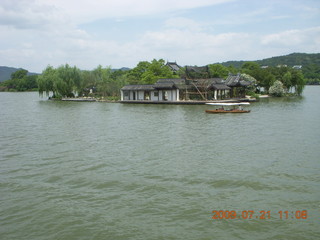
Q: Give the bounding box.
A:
[37,59,177,99]
[0,58,308,98]
[0,69,38,91]
[239,62,306,96]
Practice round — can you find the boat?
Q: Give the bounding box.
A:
[205,102,251,113]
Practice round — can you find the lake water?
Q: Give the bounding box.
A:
[1,86,319,240]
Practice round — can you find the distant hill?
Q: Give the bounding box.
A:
[118,67,131,71]
[0,66,38,82]
[0,66,131,82]
[219,53,320,68]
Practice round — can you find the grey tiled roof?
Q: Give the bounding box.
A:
[157,78,185,84]
[186,66,209,73]
[225,74,251,87]
[155,78,187,89]
[166,62,181,71]
[211,84,231,90]
[121,75,250,92]
[121,85,155,91]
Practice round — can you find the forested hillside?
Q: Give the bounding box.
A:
[257,53,320,67]
[0,66,38,82]
[219,53,320,84]
[220,53,320,68]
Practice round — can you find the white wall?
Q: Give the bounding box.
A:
[137,91,144,100]
[122,89,179,101]
[150,91,159,101]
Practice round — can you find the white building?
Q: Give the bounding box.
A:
[120,76,251,102]
[120,79,183,101]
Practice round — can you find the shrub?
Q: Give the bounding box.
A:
[269,80,285,97]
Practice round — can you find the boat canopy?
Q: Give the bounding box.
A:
[205,102,250,106]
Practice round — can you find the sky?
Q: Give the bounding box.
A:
[0,0,319,73]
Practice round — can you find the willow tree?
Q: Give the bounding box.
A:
[55,64,82,97]
[37,65,59,97]
[93,65,113,97]
[291,70,306,95]
[281,71,292,92]
[80,70,97,96]
[38,64,82,98]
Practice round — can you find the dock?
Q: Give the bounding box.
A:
[61,97,96,102]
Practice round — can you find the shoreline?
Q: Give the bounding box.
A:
[60,97,257,104]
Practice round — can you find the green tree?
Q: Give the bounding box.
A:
[55,64,82,97]
[37,65,59,97]
[142,59,177,84]
[303,64,320,79]
[11,69,28,80]
[80,70,97,96]
[5,69,28,91]
[126,61,150,84]
[0,69,38,91]
[241,62,260,72]
[282,71,292,92]
[208,64,229,78]
[110,70,128,97]
[227,65,238,75]
[240,73,258,92]
[94,65,113,97]
[241,62,275,92]
[291,70,305,95]
[38,64,82,97]
[126,59,178,85]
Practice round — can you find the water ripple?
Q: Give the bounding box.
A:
[1,89,319,240]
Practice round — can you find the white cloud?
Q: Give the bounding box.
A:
[0,0,202,31]
[0,0,233,71]
[164,17,204,31]
[261,27,320,49]
[0,0,67,30]
[137,26,254,65]
[295,4,320,19]
[2,15,319,72]
[43,0,233,24]
[125,21,320,66]
[0,0,319,72]
[270,15,290,20]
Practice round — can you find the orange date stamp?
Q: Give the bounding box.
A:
[211,210,308,220]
